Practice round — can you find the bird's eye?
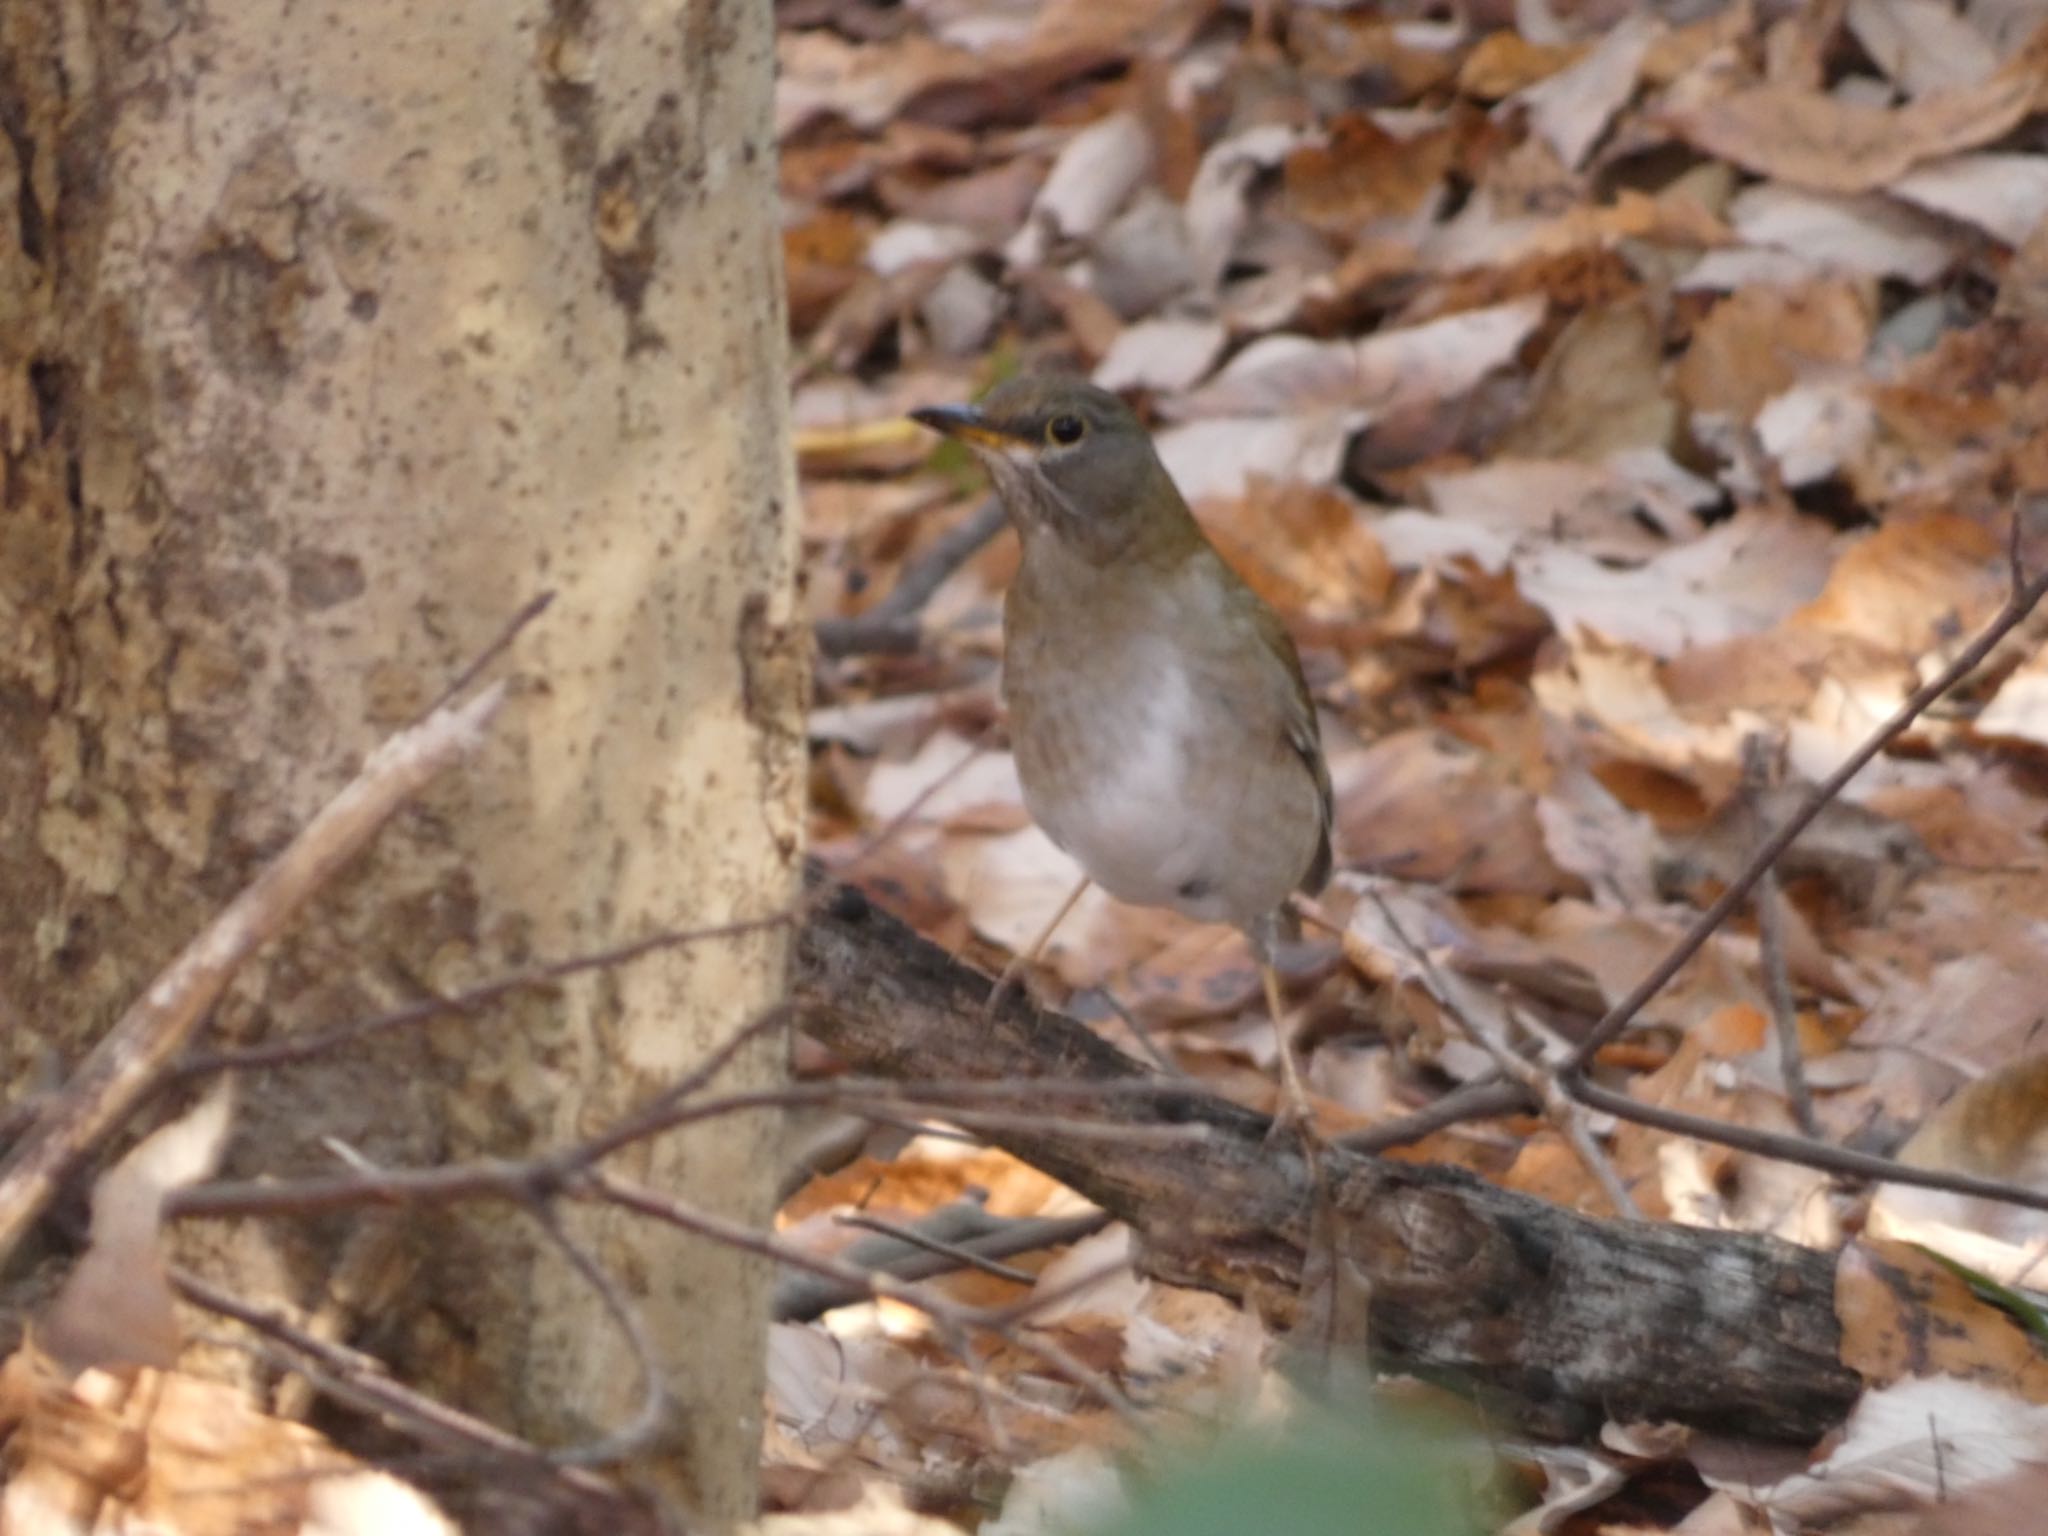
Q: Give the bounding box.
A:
[1046,414,1087,447]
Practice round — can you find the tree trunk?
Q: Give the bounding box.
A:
[0,1,802,1523]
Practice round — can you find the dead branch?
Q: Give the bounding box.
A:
[794,880,1860,1442]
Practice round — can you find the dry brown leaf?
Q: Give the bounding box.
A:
[38,1084,233,1379]
[0,1350,453,1536]
[1713,1374,2048,1530]
[1183,121,1306,295]
[776,29,982,135]
[1976,638,2048,745]
[1519,12,1657,169]
[1836,1241,2048,1399]
[1006,112,1153,262]
[1422,456,1711,560]
[782,1140,1077,1230]
[1012,265,1125,359]
[1497,295,1677,461]
[1848,0,2001,98]
[1197,479,1395,623]
[1719,183,1955,284]
[1170,295,1545,419]
[1422,181,1734,278]
[1385,506,1834,660]
[1839,869,2048,1081]
[1152,412,1357,501]
[750,1483,968,1535]
[1660,22,2048,194]
[1111,920,1265,1020]
[1867,1056,2048,1285]
[1370,554,1552,677]
[1792,511,2007,655]
[1287,11,1463,97]
[780,120,978,207]
[1864,779,2048,870]
[1891,152,2048,245]
[1535,761,1664,910]
[1091,315,1227,395]
[1504,1131,1618,1214]
[1282,112,1454,232]
[1675,280,1874,423]
[1334,728,1572,896]
[1458,32,1584,100]
[880,152,1049,242]
[904,0,1200,130]
[1657,628,1886,726]
[785,207,879,333]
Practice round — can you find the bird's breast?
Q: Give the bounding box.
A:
[1006,625,1227,918]
[1001,544,1325,933]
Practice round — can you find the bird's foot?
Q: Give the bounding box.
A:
[1266,1044,1327,1145]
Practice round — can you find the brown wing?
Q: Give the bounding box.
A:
[1289,713,1334,894]
[1247,591,1334,896]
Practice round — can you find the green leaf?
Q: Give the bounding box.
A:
[1081,1401,1509,1536]
[1913,1243,2048,1346]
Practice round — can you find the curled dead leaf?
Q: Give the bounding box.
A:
[1660,22,2048,195]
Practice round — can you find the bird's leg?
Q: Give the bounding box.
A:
[986,875,1091,1016]
[1286,889,1343,940]
[1260,957,1319,1142]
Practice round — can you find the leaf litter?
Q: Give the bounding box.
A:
[785,0,2048,1529]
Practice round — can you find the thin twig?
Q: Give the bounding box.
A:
[839,1212,1097,1286]
[776,1211,1111,1322]
[418,589,554,722]
[587,1172,1144,1427]
[1758,864,1821,1139]
[1743,733,1822,1140]
[169,1076,1224,1222]
[171,1267,628,1503]
[177,916,793,1077]
[1334,1078,1535,1154]
[1084,987,1188,1078]
[0,683,510,1266]
[1566,1074,2048,1211]
[836,1211,1039,1285]
[526,1201,675,1467]
[1365,889,1640,1219]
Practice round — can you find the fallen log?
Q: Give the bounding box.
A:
[793,879,1862,1443]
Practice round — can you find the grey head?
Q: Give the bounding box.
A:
[909,375,1192,562]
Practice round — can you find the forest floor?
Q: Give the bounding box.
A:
[777,0,2048,1531]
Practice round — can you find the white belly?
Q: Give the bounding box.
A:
[1012,646,1235,921]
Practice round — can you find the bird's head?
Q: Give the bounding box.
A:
[911,375,1191,562]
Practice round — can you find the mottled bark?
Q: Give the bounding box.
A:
[796,881,1864,1444]
[0,1,801,1522]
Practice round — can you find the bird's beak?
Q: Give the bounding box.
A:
[909,403,1025,455]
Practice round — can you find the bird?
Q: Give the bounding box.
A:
[910,374,1334,1129]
